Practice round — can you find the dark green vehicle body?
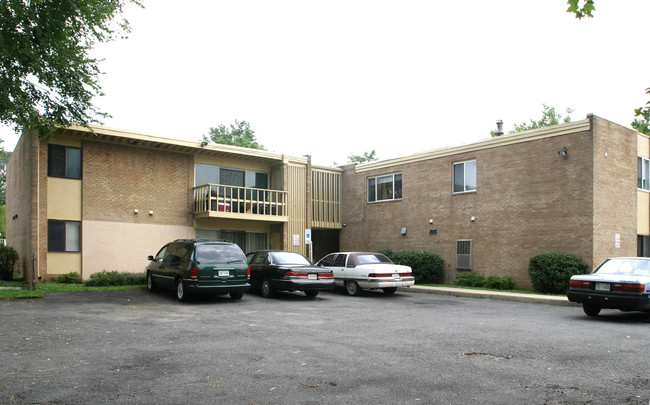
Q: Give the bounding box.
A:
[146,239,250,301]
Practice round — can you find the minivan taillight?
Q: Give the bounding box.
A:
[190,267,198,279]
[247,266,251,280]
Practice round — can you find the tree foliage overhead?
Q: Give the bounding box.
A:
[0,0,141,138]
[203,120,265,150]
[511,104,574,133]
[347,150,377,164]
[566,0,595,19]
[633,88,650,135]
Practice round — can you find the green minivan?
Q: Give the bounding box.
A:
[146,239,250,302]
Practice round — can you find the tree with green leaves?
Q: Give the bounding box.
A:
[348,150,378,164]
[633,88,650,135]
[0,0,142,138]
[566,0,595,19]
[203,120,265,150]
[511,104,574,133]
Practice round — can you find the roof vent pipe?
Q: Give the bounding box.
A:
[495,120,504,136]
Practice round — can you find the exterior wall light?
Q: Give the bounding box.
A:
[558,148,568,157]
[133,209,138,214]
[401,227,407,235]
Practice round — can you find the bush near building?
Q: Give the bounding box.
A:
[528,253,589,294]
[0,245,18,281]
[378,250,444,284]
[51,272,83,284]
[84,271,146,287]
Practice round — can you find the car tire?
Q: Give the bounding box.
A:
[230,291,244,300]
[304,290,319,298]
[383,287,397,294]
[146,272,156,292]
[176,279,189,302]
[345,281,361,296]
[583,303,601,317]
[261,279,276,298]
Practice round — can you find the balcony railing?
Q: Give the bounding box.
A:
[193,184,288,220]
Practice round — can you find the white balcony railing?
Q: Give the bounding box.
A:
[193,184,287,218]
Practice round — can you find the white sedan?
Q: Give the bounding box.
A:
[315,252,415,295]
[567,257,650,317]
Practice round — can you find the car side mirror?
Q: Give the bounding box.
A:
[147,255,154,261]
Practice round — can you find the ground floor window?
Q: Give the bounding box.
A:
[195,229,268,253]
[48,220,81,252]
[638,235,650,257]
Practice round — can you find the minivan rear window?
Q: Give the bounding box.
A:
[196,244,247,264]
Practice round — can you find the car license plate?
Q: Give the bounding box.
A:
[595,282,610,291]
[392,274,400,279]
[218,270,230,277]
[308,274,317,280]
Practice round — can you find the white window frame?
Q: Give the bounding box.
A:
[638,156,650,191]
[452,160,477,194]
[367,173,402,203]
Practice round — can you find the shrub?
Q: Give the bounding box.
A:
[453,272,485,287]
[52,272,83,284]
[378,249,444,284]
[0,245,19,281]
[528,253,589,294]
[485,275,517,290]
[84,270,146,287]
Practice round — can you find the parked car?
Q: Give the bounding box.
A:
[315,252,415,295]
[146,239,250,302]
[567,257,650,316]
[246,250,334,298]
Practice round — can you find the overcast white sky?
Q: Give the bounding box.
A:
[2,0,650,166]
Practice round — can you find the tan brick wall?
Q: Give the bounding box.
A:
[6,131,38,279]
[341,127,598,289]
[82,140,194,227]
[591,116,638,267]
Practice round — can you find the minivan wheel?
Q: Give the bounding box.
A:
[345,281,361,296]
[304,290,319,298]
[230,291,244,300]
[261,279,276,298]
[176,279,188,302]
[146,272,156,292]
[583,303,601,317]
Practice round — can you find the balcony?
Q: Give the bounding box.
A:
[193,184,288,222]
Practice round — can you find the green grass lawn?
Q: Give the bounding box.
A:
[0,279,145,299]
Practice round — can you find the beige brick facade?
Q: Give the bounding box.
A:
[339,116,644,289]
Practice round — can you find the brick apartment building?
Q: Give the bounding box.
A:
[6,125,342,282]
[339,115,648,288]
[6,114,649,288]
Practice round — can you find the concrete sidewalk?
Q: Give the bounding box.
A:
[401,285,577,307]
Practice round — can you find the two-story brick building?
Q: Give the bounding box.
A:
[6,125,342,282]
[340,115,648,288]
[6,115,649,289]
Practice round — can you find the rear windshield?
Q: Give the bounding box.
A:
[351,253,393,266]
[595,258,650,276]
[196,244,247,265]
[271,251,311,265]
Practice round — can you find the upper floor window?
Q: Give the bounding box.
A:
[453,160,476,193]
[48,144,81,179]
[367,173,402,202]
[638,156,649,191]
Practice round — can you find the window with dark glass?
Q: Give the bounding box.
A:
[367,173,402,202]
[48,145,81,179]
[453,160,476,193]
[48,220,81,252]
[638,156,649,191]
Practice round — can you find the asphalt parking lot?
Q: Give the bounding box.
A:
[1,288,649,404]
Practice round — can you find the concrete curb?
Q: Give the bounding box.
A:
[400,285,578,307]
